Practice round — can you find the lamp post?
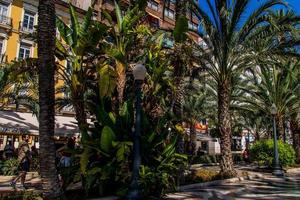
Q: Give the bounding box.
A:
[270,104,284,176]
[127,64,147,200]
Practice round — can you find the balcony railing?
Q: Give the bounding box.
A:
[19,21,35,33]
[0,15,12,27]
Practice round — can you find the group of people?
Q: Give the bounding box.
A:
[6,134,77,190]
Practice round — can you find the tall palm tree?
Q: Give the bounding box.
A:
[241,60,300,140]
[38,0,63,198]
[194,0,299,177]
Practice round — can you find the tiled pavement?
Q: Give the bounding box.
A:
[165,171,300,200]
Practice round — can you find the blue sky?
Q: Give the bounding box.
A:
[199,0,300,14]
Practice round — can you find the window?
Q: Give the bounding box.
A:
[0,3,8,24]
[0,39,3,54]
[18,43,31,59]
[164,8,175,19]
[22,11,35,32]
[147,0,159,11]
[148,16,159,28]
[188,21,198,30]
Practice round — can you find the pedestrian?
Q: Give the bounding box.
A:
[10,135,31,190]
[243,149,250,163]
[4,140,14,159]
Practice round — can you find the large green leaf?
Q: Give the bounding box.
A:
[98,63,117,98]
[56,16,73,46]
[173,15,188,43]
[69,4,80,47]
[100,126,116,153]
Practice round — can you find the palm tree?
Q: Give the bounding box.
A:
[194,0,299,177]
[183,92,205,154]
[38,0,63,198]
[241,60,300,140]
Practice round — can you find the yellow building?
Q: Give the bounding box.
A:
[0,0,91,63]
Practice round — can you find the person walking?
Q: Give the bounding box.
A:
[10,135,31,190]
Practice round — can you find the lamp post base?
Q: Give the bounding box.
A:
[127,189,142,200]
[272,169,284,177]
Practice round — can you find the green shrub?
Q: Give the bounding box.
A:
[30,157,39,172]
[192,155,220,164]
[1,158,19,175]
[139,139,188,197]
[1,191,42,200]
[250,139,295,167]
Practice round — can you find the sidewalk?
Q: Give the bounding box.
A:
[0,172,41,194]
[165,168,300,200]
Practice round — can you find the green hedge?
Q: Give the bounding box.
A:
[250,139,295,167]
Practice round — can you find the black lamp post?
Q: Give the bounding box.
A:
[127,63,147,200]
[270,104,284,176]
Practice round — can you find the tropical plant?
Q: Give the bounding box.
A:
[182,91,205,154]
[139,137,187,198]
[38,0,63,198]
[1,158,19,175]
[240,60,300,140]
[55,4,108,137]
[102,2,147,109]
[250,139,295,167]
[194,0,300,177]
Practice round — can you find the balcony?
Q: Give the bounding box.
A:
[19,21,35,34]
[0,15,12,30]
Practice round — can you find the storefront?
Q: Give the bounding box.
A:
[0,110,81,151]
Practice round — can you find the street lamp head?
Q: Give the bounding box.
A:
[133,63,147,81]
[271,103,277,115]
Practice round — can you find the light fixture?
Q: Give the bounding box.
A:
[271,103,277,115]
[132,63,147,81]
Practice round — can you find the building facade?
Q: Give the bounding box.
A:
[0,0,201,63]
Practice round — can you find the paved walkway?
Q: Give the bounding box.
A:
[166,171,300,200]
[0,172,41,194]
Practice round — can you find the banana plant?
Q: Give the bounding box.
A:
[56,4,108,136]
[102,2,147,109]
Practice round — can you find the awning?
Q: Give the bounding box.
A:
[0,110,80,137]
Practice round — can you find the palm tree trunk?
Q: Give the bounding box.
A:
[218,80,236,178]
[255,131,260,141]
[276,115,284,141]
[190,121,197,155]
[291,115,300,164]
[38,1,63,199]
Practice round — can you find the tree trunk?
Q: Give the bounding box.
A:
[291,115,300,164]
[38,1,63,199]
[72,92,88,141]
[255,131,260,141]
[190,121,197,155]
[116,61,126,108]
[276,115,284,141]
[218,79,236,178]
